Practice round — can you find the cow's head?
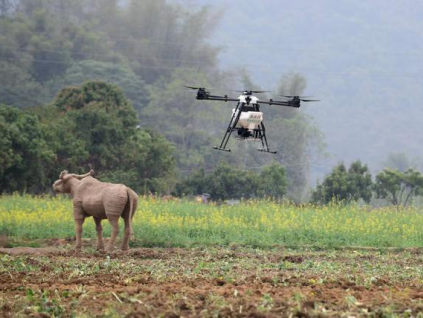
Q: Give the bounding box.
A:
[52,170,73,193]
[52,170,94,193]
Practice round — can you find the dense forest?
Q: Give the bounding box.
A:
[0,0,325,200]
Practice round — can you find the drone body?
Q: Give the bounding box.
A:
[186,87,319,154]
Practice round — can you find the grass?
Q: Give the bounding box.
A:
[2,194,423,248]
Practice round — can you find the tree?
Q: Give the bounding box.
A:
[120,0,220,82]
[312,161,372,204]
[382,152,419,173]
[272,73,326,201]
[174,162,288,201]
[173,169,208,197]
[46,81,175,194]
[373,168,423,208]
[143,68,226,171]
[205,163,258,201]
[257,162,287,200]
[0,2,116,108]
[174,163,258,201]
[46,60,147,113]
[0,63,48,108]
[0,104,54,193]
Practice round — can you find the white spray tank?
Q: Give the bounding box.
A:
[232,95,263,131]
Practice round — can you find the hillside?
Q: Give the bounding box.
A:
[183,0,423,175]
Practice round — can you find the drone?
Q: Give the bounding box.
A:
[186,86,319,154]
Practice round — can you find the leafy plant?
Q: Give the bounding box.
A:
[373,168,423,208]
[312,161,372,204]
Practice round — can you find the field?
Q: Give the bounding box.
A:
[2,196,423,317]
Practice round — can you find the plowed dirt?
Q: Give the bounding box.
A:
[1,241,423,317]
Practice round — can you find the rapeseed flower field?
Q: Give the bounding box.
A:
[1,194,423,247]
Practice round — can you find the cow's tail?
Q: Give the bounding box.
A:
[126,188,138,241]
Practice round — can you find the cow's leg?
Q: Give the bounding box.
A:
[93,217,104,251]
[74,218,85,251]
[106,215,119,252]
[120,217,131,251]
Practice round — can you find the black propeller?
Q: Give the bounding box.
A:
[235,90,272,94]
[184,85,208,90]
[279,95,320,102]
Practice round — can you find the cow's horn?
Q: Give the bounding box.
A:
[59,170,68,179]
[72,170,94,180]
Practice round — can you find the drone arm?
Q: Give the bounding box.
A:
[257,100,300,108]
[197,95,239,102]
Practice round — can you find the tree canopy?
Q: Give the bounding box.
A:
[0,81,175,194]
[175,162,287,201]
[373,168,423,208]
[0,104,54,193]
[312,161,373,204]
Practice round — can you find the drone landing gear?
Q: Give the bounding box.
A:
[255,123,277,154]
[213,146,231,152]
[258,148,277,154]
[213,101,245,153]
[213,102,277,154]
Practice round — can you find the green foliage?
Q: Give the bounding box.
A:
[48,81,175,194]
[312,161,373,204]
[0,104,54,193]
[0,81,175,194]
[143,68,225,171]
[175,162,287,201]
[205,163,258,201]
[373,168,423,208]
[120,0,220,82]
[5,195,423,248]
[46,60,147,112]
[0,0,220,109]
[175,163,258,201]
[257,162,287,200]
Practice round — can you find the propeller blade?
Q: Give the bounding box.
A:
[252,90,272,93]
[280,95,314,98]
[233,90,272,93]
[301,99,320,102]
[184,85,210,90]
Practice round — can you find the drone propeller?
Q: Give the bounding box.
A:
[235,90,272,94]
[279,95,319,102]
[184,85,210,90]
[280,95,314,98]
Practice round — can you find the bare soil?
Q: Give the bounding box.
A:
[1,240,423,317]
